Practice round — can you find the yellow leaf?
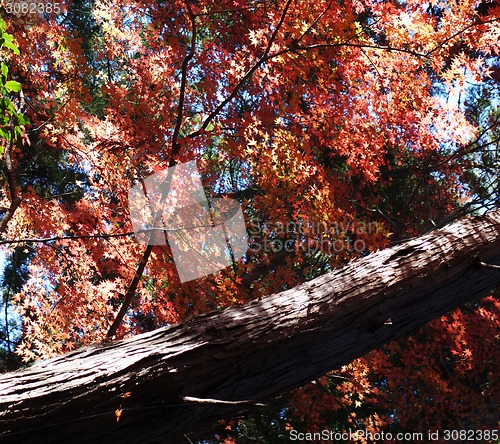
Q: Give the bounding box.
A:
[115,406,122,422]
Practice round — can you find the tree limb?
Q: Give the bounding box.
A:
[1,209,499,443]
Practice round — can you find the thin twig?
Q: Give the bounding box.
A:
[286,42,429,59]
[107,1,197,338]
[0,230,136,245]
[478,261,500,270]
[195,5,264,17]
[183,396,266,407]
[425,17,500,56]
[26,96,72,134]
[171,1,197,162]
[293,0,336,47]
[106,244,153,338]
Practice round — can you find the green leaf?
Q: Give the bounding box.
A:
[2,40,20,55]
[5,80,21,92]
[17,114,30,125]
[1,62,8,78]
[0,127,11,141]
[1,97,16,113]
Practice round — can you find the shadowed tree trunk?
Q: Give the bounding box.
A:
[1,209,499,444]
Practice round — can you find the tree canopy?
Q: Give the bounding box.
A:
[0,0,499,441]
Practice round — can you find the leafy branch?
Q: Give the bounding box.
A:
[188,0,294,139]
[425,17,500,56]
[106,1,198,339]
[0,18,28,235]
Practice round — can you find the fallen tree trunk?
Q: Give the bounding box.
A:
[1,210,499,443]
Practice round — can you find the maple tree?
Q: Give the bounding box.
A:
[0,0,499,441]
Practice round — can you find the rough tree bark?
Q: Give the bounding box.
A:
[1,209,499,444]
